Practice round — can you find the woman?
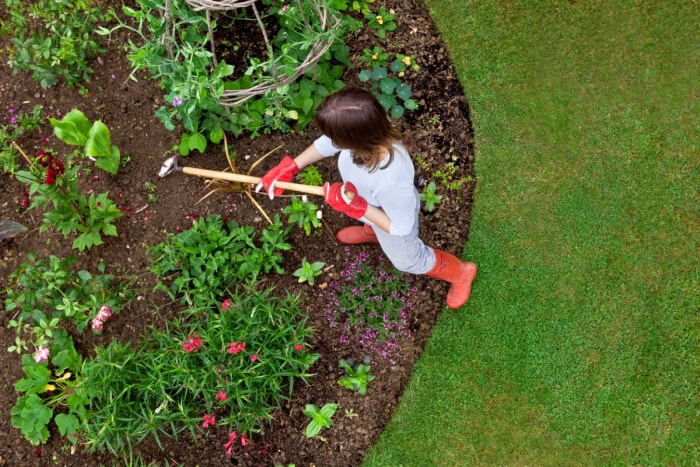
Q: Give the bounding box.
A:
[256,87,476,309]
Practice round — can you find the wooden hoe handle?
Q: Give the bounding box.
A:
[182,166,325,197]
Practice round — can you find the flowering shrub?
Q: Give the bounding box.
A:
[14,147,123,251]
[324,248,417,362]
[78,288,319,455]
[4,253,129,354]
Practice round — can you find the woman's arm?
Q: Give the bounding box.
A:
[362,205,392,233]
[293,143,326,170]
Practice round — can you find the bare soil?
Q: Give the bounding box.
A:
[0,1,475,465]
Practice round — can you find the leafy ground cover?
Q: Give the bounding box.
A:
[0,0,475,465]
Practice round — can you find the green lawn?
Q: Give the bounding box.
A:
[365,1,699,465]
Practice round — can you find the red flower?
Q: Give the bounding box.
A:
[221,299,232,312]
[224,431,237,455]
[182,334,204,353]
[250,354,259,362]
[215,391,227,403]
[240,434,248,446]
[294,343,303,351]
[227,341,245,355]
[202,413,216,428]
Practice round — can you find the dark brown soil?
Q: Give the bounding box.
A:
[0,1,475,466]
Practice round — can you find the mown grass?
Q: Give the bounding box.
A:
[365,1,699,465]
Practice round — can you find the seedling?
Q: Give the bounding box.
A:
[420,181,443,212]
[283,195,322,236]
[293,259,326,286]
[338,356,375,395]
[303,403,338,438]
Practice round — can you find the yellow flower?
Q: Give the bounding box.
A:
[403,56,412,66]
[44,384,56,392]
[372,53,378,60]
[376,16,384,25]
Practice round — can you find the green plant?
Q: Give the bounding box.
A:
[0,104,43,176]
[419,180,443,212]
[358,66,419,118]
[359,45,390,68]
[283,195,322,235]
[4,0,110,88]
[338,357,375,395]
[14,148,123,251]
[293,260,326,286]
[79,287,319,454]
[433,161,473,191]
[324,249,417,362]
[50,109,121,174]
[303,403,338,438]
[99,0,353,153]
[150,214,292,308]
[144,181,158,203]
[11,329,86,445]
[297,166,324,186]
[365,5,396,39]
[4,253,128,353]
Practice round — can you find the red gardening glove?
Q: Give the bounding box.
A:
[324,181,368,220]
[255,155,299,199]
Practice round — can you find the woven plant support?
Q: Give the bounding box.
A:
[181,0,341,107]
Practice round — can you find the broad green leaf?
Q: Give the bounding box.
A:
[55,413,80,439]
[50,109,91,146]
[95,145,120,175]
[85,121,112,159]
[188,132,207,153]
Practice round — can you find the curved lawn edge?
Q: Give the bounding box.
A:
[365,1,700,464]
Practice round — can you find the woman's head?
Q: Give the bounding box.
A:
[314,87,402,170]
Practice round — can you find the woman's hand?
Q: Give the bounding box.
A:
[323,181,368,219]
[255,155,299,199]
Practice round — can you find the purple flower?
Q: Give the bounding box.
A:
[173,96,183,107]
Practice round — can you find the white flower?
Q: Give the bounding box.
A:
[33,346,50,363]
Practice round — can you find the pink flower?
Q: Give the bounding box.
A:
[224,431,237,455]
[182,334,204,353]
[215,391,227,403]
[202,413,216,428]
[227,341,245,355]
[221,299,232,312]
[240,434,248,446]
[294,343,303,351]
[33,346,50,363]
[250,354,259,362]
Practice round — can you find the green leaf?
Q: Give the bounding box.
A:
[11,394,52,445]
[396,83,412,101]
[85,121,112,159]
[187,132,207,153]
[391,105,405,119]
[55,413,80,439]
[50,109,90,146]
[358,69,372,82]
[371,67,388,80]
[15,364,50,395]
[95,145,120,175]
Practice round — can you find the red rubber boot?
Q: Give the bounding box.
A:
[425,248,477,309]
[335,224,379,245]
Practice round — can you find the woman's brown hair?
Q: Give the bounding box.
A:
[314,87,402,171]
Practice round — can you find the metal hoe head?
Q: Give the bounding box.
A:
[158,156,182,178]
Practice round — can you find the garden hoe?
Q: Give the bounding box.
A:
[158,156,325,197]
